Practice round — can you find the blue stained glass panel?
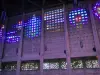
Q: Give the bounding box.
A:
[93,2,100,19]
[69,8,88,27]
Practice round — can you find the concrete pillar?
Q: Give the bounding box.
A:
[16,13,24,75]
[88,3,100,66]
[40,8,44,75]
[0,15,8,75]
[82,58,86,75]
[63,4,72,75]
[0,18,8,59]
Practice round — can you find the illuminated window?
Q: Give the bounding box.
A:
[44,8,64,31]
[60,61,67,69]
[43,61,59,69]
[2,63,17,71]
[93,2,100,19]
[69,8,88,28]
[43,63,49,69]
[24,15,41,38]
[6,21,22,43]
[49,62,59,69]
[43,59,66,70]
[6,31,20,43]
[21,61,39,71]
[71,60,83,69]
[85,60,100,68]
[0,29,2,40]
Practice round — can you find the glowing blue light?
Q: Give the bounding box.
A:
[69,8,88,26]
[6,31,20,43]
[93,2,100,19]
[24,15,41,38]
[0,29,3,41]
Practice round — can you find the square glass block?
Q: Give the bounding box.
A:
[71,60,83,69]
[49,62,59,69]
[45,8,64,31]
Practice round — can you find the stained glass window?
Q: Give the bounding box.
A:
[6,20,22,43]
[69,8,88,28]
[44,8,64,32]
[24,15,41,38]
[93,2,100,19]
[6,31,20,43]
[21,61,39,71]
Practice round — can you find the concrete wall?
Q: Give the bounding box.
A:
[0,1,100,75]
[1,71,16,75]
[43,69,100,75]
[20,71,40,75]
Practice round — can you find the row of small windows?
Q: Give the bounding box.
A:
[0,2,100,43]
[0,58,99,71]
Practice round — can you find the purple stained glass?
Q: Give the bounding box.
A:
[24,15,41,38]
[6,21,23,43]
[0,25,5,41]
[6,31,20,43]
[93,2,100,19]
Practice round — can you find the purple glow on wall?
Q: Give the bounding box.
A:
[0,29,3,41]
[93,2,100,19]
[6,21,23,43]
[0,25,5,41]
[69,8,88,26]
[6,31,20,43]
[24,15,41,38]
[6,14,41,43]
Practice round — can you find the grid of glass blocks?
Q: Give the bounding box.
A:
[69,8,88,28]
[2,63,17,71]
[71,60,83,69]
[85,60,100,68]
[43,62,50,69]
[44,8,64,31]
[0,29,3,41]
[6,21,22,43]
[24,15,41,38]
[93,2,100,19]
[49,62,59,69]
[6,31,20,43]
[21,62,39,71]
[60,61,67,69]
[43,62,59,69]
[43,59,66,70]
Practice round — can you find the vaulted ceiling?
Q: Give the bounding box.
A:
[0,0,96,17]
